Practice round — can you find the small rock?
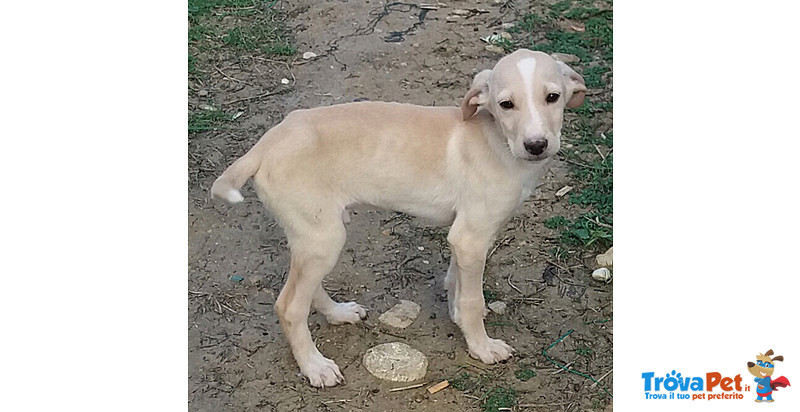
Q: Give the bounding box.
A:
[197,90,208,97]
[551,53,581,63]
[501,22,516,30]
[488,301,507,315]
[555,185,573,197]
[280,78,290,85]
[452,9,471,15]
[379,300,421,328]
[363,342,428,382]
[485,45,505,54]
[592,267,612,283]
[199,104,217,111]
[302,51,317,60]
[446,15,461,22]
[499,31,512,40]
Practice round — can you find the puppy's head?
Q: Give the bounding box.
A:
[461,49,587,161]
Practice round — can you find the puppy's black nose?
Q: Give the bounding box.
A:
[747,362,755,367]
[524,139,548,156]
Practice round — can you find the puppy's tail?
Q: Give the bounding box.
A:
[210,138,268,204]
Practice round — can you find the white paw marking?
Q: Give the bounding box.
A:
[300,352,344,388]
[325,302,367,325]
[469,338,515,364]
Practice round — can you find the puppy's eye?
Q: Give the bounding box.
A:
[546,93,560,103]
[499,100,514,109]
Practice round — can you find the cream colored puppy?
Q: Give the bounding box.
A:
[211,49,586,387]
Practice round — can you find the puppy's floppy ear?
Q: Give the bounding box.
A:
[556,60,587,109]
[765,349,775,357]
[461,69,492,121]
[772,355,784,362]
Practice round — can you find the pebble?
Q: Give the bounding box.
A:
[592,267,612,283]
[379,300,421,328]
[280,78,290,85]
[363,342,428,382]
[551,53,581,63]
[485,45,505,54]
[488,301,507,315]
[302,51,317,60]
[197,90,208,97]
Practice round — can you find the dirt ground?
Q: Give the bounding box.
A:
[188,1,613,410]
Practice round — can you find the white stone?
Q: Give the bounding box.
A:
[592,267,612,283]
[379,300,421,328]
[488,301,507,315]
[485,45,505,54]
[302,51,317,60]
[363,342,428,382]
[551,53,581,63]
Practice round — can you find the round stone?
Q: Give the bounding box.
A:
[363,342,428,382]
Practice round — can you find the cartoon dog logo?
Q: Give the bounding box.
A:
[747,349,791,402]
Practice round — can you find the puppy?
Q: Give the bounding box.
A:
[212,49,586,387]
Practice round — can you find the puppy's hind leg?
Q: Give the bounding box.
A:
[274,213,348,388]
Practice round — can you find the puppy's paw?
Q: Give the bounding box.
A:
[300,353,344,388]
[325,301,367,325]
[468,338,515,364]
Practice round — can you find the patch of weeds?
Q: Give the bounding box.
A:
[569,156,612,215]
[223,24,295,55]
[545,216,569,229]
[535,30,591,62]
[188,54,198,75]
[548,1,573,18]
[559,213,612,249]
[482,387,517,412]
[530,2,613,63]
[582,65,610,88]
[514,364,536,381]
[573,98,613,119]
[512,13,548,33]
[188,0,255,17]
[189,110,235,133]
[576,345,595,357]
[564,6,611,20]
[483,289,500,302]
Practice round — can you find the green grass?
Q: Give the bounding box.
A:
[188,0,295,133]
[514,364,536,381]
[576,345,595,357]
[448,371,518,412]
[223,25,295,55]
[482,387,517,412]
[188,110,235,132]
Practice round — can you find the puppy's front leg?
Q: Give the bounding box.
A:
[447,221,514,364]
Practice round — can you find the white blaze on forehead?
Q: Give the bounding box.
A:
[515,57,544,136]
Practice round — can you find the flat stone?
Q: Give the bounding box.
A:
[363,342,428,382]
[379,300,421,328]
[488,301,507,315]
[485,45,505,54]
[551,52,581,63]
[302,51,317,60]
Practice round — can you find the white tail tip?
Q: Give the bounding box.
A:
[224,188,244,203]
